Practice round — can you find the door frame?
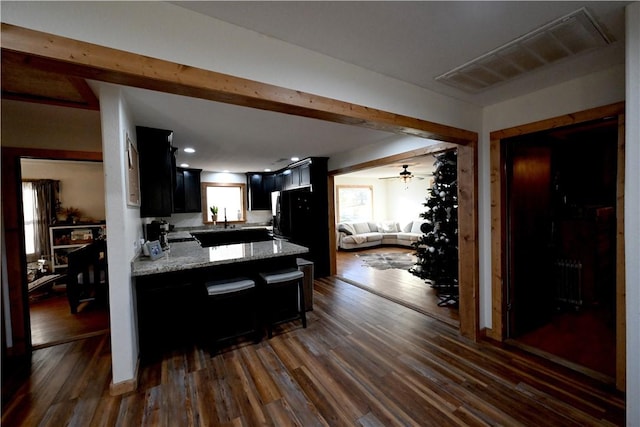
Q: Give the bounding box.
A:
[1,148,104,354]
[489,102,626,390]
[328,140,480,340]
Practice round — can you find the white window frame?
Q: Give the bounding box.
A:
[336,185,374,223]
[201,182,247,224]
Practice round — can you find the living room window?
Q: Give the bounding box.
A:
[201,182,246,223]
[336,185,373,222]
[22,182,37,257]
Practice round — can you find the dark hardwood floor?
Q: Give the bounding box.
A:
[337,247,616,381]
[2,277,625,426]
[29,289,110,348]
[336,247,459,326]
[514,304,616,379]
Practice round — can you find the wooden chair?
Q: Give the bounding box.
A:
[66,240,108,314]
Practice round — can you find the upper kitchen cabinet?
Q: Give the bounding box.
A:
[174,167,202,213]
[274,158,316,192]
[247,172,275,211]
[136,126,175,218]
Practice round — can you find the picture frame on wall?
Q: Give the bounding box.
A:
[126,132,141,207]
[146,240,163,260]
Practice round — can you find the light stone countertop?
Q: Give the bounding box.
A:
[131,238,308,277]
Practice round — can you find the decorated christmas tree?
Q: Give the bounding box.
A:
[410,150,459,306]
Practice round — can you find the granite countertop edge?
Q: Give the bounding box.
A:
[131,239,308,277]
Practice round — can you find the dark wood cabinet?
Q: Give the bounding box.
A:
[288,167,300,189]
[136,126,175,218]
[274,172,285,192]
[299,161,311,187]
[276,158,313,191]
[247,172,275,211]
[277,157,329,277]
[174,167,202,213]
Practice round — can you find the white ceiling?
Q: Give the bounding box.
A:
[121,85,405,174]
[173,1,628,105]
[132,1,627,176]
[14,2,630,178]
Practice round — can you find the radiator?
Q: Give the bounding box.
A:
[554,259,583,307]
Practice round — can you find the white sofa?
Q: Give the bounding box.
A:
[337,220,426,250]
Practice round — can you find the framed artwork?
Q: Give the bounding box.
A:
[126,133,141,207]
[147,240,164,260]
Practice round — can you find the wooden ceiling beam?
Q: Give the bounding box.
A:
[1,23,476,145]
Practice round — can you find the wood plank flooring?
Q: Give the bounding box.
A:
[2,277,625,426]
[29,292,110,348]
[337,247,459,326]
[514,305,616,379]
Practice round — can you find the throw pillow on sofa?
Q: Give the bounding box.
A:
[378,221,400,233]
[354,223,373,234]
[338,223,355,235]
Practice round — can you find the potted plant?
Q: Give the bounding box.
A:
[62,207,82,224]
[209,206,218,222]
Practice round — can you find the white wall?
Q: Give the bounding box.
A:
[20,159,106,221]
[333,175,427,226]
[97,83,144,386]
[1,99,102,151]
[328,135,441,172]
[625,3,640,425]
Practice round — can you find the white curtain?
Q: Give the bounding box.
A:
[22,180,58,262]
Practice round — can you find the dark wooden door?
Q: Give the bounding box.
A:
[506,142,553,337]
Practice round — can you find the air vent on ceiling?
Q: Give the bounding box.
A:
[435,7,613,93]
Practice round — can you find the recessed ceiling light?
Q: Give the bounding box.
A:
[264,168,271,172]
[184,148,195,153]
[291,157,299,162]
[180,163,189,167]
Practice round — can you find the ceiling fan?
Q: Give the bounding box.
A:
[380,164,425,182]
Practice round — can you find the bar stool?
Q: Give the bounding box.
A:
[203,277,260,349]
[259,268,306,338]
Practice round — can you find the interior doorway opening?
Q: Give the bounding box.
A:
[333,152,460,326]
[20,158,110,349]
[504,117,618,378]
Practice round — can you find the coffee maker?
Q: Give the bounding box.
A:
[146,220,170,250]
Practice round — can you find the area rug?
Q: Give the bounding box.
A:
[356,252,416,271]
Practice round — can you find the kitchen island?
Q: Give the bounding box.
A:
[132,237,309,354]
[131,238,307,277]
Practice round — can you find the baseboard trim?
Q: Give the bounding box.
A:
[109,357,140,396]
